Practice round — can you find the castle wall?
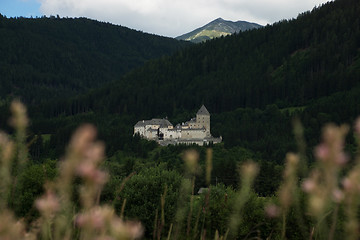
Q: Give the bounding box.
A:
[134,126,146,137]
[145,130,158,139]
[180,129,207,139]
[163,129,181,139]
[196,114,210,135]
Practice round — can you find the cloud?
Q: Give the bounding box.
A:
[38,0,330,37]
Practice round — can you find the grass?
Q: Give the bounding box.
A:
[185,30,231,41]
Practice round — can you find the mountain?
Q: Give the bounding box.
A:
[0,15,190,104]
[176,18,262,43]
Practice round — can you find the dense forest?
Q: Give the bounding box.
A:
[1,0,360,238]
[33,0,360,117]
[0,14,190,104]
[24,0,360,162]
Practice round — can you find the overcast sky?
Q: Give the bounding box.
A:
[1,0,331,37]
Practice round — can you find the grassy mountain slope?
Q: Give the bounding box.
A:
[0,15,190,104]
[176,18,261,43]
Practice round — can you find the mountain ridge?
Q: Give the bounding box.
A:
[176,17,262,43]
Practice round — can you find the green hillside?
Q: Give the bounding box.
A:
[40,0,360,118]
[0,15,190,104]
[24,0,360,165]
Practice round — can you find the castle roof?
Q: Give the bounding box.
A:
[197,105,210,116]
[185,118,196,125]
[181,127,206,131]
[135,118,173,127]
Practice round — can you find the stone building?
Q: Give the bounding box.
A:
[134,105,221,146]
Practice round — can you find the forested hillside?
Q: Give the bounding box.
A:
[38,0,360,118]
[0,15,190,104]
[26,0,360,163]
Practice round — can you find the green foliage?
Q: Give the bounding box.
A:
[3,99,360,239]
[114,164,182,237]
[12,160,57,220]
[191,184,236,238]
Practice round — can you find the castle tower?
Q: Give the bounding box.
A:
[196,105,211,136]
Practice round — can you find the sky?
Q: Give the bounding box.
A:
[0,0,331,37]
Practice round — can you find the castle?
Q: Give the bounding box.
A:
[134,105,222,146]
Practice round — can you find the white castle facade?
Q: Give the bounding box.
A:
[134,105,222,146]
